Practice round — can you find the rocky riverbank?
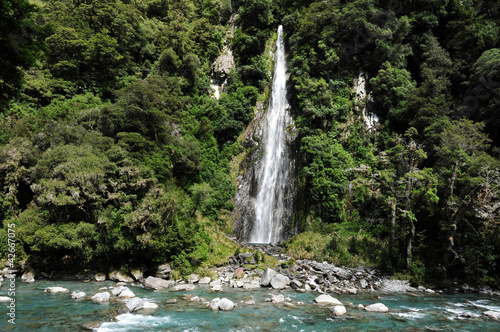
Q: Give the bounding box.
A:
[2,247,500,331]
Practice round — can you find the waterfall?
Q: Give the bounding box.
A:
[249,25,291,244]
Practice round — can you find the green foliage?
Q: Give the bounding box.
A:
[0,0,499,286]
[0,0,48,111]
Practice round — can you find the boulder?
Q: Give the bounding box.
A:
[210,280,222,287]
[235,280,244,288]
[284,302,298,309]
[0,296,12,302]
[483,311,500,320]
[111,286,128,296]
[244,300,256,305]
[210,299,220,311]
[238,253,254,264]
[165,299,177,304]
[144,276,174,290]
[71,291,86,299]
[218,298,235,311]
[365,303,389,313]
[118,289,136,299]
[270,274,290,290]
[155,264,172,279]
[91,292,110,303]
[21,271,35,283]
[243,280,260,289]
[142,302,159,309]
[271,294,285,303]
[188,274,199,283]
[211,284,223,292]
[109,269,134,283]
[360,279,368,289]
[95,273,106,282]
[172,284,196,292]
[234,268,245,279]
[199,277,211,284]
[460,312,475,318]
[314,294,342,305]
[290,279,303,290]
[44,287,69,293]
[130,269,144,282]
[260,268,277,287]
[331,305,347,316]
[126,297,144,312]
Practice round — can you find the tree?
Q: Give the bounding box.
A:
[379,128,438,271]
[435,119,491,269]
[370,61,416,128]
[0,0,45,111]
[466,48,500,145]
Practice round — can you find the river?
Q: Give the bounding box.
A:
[1,279,500,331]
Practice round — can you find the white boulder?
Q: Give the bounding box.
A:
[365,303,389,313]
[331,305,347,316]
[44,287,69,293]
[314,294,342,305]
[218,298,235,311]
[91,292,110,303]
[71,291,86,299]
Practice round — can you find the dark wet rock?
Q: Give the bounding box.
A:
[82,321,102,330]
[290,279,303,289]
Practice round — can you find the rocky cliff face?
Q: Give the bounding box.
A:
[233,81,299,243]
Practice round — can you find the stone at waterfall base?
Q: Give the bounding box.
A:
[260,268,277,287]
[270,274,290,289]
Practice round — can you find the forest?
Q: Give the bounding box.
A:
[0,0,499,286]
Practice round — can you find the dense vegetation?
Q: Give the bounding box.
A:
[1,0,499,285]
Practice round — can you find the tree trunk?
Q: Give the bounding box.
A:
[387,197,397,267]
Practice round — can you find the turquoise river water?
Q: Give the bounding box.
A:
[1,279,500,331]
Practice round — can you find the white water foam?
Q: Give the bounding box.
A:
[468,300,500,312]
[96,313,172,332]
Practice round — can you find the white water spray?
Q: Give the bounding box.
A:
[250,25,290,244]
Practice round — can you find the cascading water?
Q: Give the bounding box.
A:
[249,25,291,244]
